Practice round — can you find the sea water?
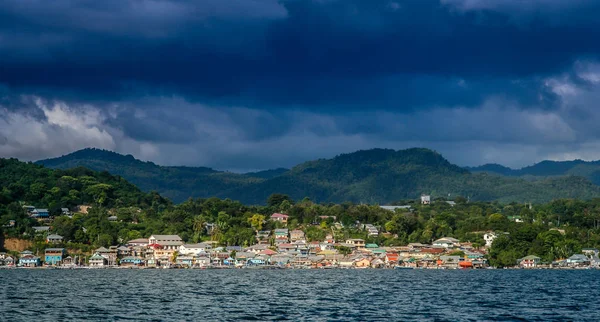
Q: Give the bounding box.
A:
[1,269,599,321]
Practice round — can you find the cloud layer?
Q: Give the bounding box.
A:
[1,0,600,171]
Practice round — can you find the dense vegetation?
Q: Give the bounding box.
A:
[2,159,600,267]
[37,148,268,203]
[468,159,600,186]
[39,148,600,204]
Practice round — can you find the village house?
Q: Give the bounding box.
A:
[290,230,305,242]
[274,229,289,243]
[89,253,107,267]
[44,248,65,265]
[179,243,208,255]
[61,208,71,216]
[19,251,41,267]
[363,224,379,237]
[256,230,271,244]
[120,256,144,267]
[32,226,51,234]
[148,235,183,250]
[345,239,366,249]
[270,213,289,224]
[0,253,15,266]
[355,257,371,268]
[385,253,399,265]
[31,208,50,219]
[432,237,460,248]
[519,255,541,268]
[566,254,590,267]
[117,246,131,257]
[46,234,64,244]
[245,244,269,254]
[127,238,149,247]
[439,255,462,269]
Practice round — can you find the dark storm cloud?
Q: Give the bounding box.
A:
[2,0,600,170]
[1,0,599,109]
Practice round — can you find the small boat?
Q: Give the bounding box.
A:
[394,266,413,270]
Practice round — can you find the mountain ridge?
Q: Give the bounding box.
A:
[36,147,600,204]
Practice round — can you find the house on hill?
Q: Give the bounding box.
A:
[46,234,64,244]
[271,213,289,224]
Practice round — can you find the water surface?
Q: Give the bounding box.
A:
[1,269,599,321]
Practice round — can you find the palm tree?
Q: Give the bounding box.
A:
[193,215,206,235]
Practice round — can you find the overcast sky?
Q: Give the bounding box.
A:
[2,0,600,171]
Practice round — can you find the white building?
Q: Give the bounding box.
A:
[421,195,431,205]
[433,237,460,248]
[148,235,183,250]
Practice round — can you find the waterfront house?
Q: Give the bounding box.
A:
[176,255,195,267]
[270,213,289,224]
[120,256,144,267]
[62,256,74,266]
[19,254,41,267]
[89,253,107,267]
[2,256,15,266]
[439,255,462,269]
[355,258,371,268]
[290,230,305,242]
[194,256,211,267]
[566,254,590,267]
[46,234,64,244]
[519,255,541,268]
[45,248,65,265]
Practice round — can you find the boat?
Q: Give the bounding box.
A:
[394,266,413,270]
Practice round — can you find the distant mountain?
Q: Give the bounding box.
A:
[37,148,278,203]
[468,159,600,185]
[244,168,289,179]
[37,148,600,204]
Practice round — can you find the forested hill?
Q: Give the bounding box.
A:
[37,148,600,204]
[467,160,600,186]
[0,158,170,215]
[37,148,270,203]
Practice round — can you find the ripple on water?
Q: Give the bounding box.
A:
[1,270,600,321]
